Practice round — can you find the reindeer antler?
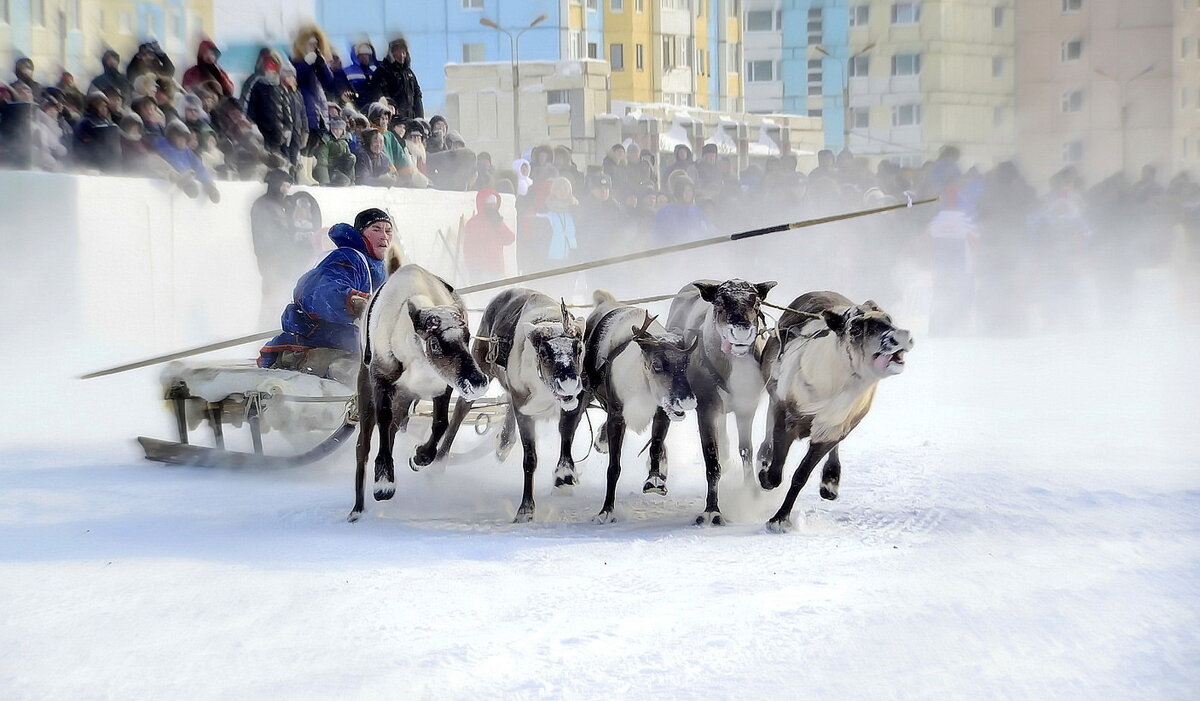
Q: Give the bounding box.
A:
[560,298,577,337]
[630,311,658,340]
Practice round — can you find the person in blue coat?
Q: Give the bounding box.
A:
[258,208,393,380]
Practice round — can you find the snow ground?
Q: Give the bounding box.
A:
[1,331,1198,700]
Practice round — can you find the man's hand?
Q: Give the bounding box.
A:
[349,292,369,317]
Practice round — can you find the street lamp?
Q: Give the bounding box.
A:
[816,43,875,152]
[481,14,549,162]
[1094,63,1155,174]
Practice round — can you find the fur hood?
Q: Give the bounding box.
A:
[292,25,331,62]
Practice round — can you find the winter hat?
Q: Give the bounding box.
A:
[429,115,447,130]
[330,116,347,131]
[85,90,109,108]
[445,131,465,147]
[119,113,144,138]
[403,118,428,138]
[133,73,158,96]
[355,42,374,56]
[587,172,612,190]
[354,208,393,231]
[546,177,577,210]
[264,168,294,187]
[388,37,409,53]
[166,119,191,137]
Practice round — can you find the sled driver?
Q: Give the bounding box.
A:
[257,208,393,382]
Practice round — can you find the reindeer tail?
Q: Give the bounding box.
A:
[385,245,404,275]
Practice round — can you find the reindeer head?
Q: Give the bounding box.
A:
[693,279,777,357]
[630,312,698,421]
[525,300,586,410]
[407,302,489,399]
[818,300,914,378]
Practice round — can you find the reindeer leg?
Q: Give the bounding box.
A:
[695,398,726,525]
[555,393,588,488]
[767,441,838,532]
[514,413,539,523]
[820,445,842,501]
[349,367,376,521]
[372,374,398,501]
[735,407,756,486]
[412,388,451,469]
[434,396,474,462]
[594,413,626,524]
[758,401,792,490]
[643,408,671,495]
[496,398,517,461]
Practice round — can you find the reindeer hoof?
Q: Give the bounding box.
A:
[411,446,436,469]
[820,482,839,501]
[642,475,667,495]
[347,509,362,523]
[766,517,793,533]
[553,460,577,488]
[757,468,780,490]
[593,510,616,524]
[695,511,725,526]
[373,480,395,501]
[513,508,534,524]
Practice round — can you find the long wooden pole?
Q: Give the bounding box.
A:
[80,197,936,379]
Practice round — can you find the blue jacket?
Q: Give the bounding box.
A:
[344,43,378,107]
[154,136,212,184]
[291,55,336,131]
[258,223,387,368]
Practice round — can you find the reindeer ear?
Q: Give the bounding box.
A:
[822,309,848,335]
[693,282,719,303]
[860,299,882,313]
[406,301,423,329]
[755,281,778,300]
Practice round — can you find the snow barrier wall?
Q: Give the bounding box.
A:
[0,171,510,367]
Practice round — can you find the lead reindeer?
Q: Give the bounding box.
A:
[756,291,913,532]
[579,291,698,523]
[348,253,489,522]
[436,288,586,523]
[644,278,777,525]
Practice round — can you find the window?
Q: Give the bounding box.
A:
[892,103,921,126]
[547,90,569,105]
[462,43,485,62]
[1,0,9,25]
[1061,39,1082,62]
[1062,140,1082,164]
[662,36,677,69]
[728,43,742,72]
[809,108,822,118]
[849,54,868,78]
[992,56,1004,77]
[807,8,823,44]
[611,44,625,70]
[587,42,598,59]
[171,10,185,41]
[1062,0,1082,13]
[636,43,644,70]
[32,0,44,26]
[891,53,921,76]
[729,0,740,18]
[891,2,921,24]
[746,60,775,82]
[851,107,870,129]
[993,6,1004,28]
[1061,89,1083,112]
[636,0,644,11]
[587,0,598,10]
[569,30,583,59]
[746,10,774,31]
[850,5,870,27]
[808,58,823,95]
[462,0,483,8]
[612,0,624,10]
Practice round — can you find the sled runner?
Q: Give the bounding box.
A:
[139,360,505,468]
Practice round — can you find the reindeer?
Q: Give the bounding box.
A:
[435,288,586,523]
[348,253,489,522]
[644,278,777,525]
[579,291,697,523]
[756,292,913,532]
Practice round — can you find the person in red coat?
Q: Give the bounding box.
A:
[182,40,235,98]
[462,189,515,283]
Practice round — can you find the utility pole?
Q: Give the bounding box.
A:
[816,43,874,152]
[481,14,549,162]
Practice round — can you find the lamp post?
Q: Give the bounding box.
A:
[816,43,874,152]
[1094,63,1154,175]
[481,14,549,162]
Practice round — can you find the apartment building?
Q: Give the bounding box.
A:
[1015,0,1200,185]
[2,0,214,81]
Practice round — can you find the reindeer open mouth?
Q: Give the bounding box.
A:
[721,326,757,357]
[871,348,907,374]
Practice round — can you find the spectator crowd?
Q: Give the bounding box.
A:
[5,28,1197,338]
